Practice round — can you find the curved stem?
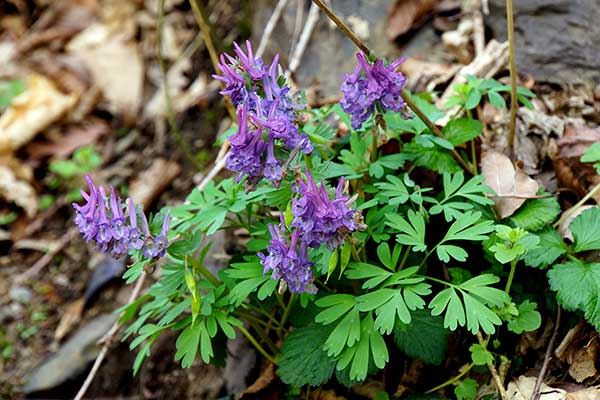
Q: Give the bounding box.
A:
[278,293,296,336]
[506,0,518,155]
[477,331,508,400]
[238,325,278,365]
[187,256,221,287]
[553,182,600,228]
[310,0,473,175]
[425,363,473,393]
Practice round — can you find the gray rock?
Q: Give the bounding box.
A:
[0,302,24,323]
[9,286,32,304]
[22,313,117,394]
[253,0,398,96]
[487,0,600,84]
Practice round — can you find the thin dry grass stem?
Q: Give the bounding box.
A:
[506,0,518,156]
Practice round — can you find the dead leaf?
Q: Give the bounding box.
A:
[506,376,566,400]
[386,0,437,40]
[311,389,348,400]
[481,150,540,218]
[559,124,600,159]
[239,363,285,400]
[557,205,595,241]
[0,165,38,217]
[566,387,600,400]
[129,158,181,211]
[54,298,85,341]
[26,120,108,159]
[568,339,598,383]
[0,74,78,153]
[67,23,143,121]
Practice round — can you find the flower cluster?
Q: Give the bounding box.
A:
[214,41,312,187]
[73,175,170,259]
[260,172,360,293]
[340,52,407,129]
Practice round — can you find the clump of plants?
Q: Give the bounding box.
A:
[72,3,600,399]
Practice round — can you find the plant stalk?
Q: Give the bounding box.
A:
[506,0,518,155]
[477,332,509,400]
[504,259,517,293]
[238,325,278,364]
[310,0,473,175]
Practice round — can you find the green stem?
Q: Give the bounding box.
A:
[350,243,362,262]
[504,259,517,293]
[506,0,518,155]
[246,318,279,355]
[553,182,600,228]
[310,0,473,175]
[471,140,478,175]
[187,256,220,287]
[242,304,281,327]
[371,120,378,163]
[238,325,278,365]
[425,363,473,393]
[278,293,296,336]
[397,245,411,271]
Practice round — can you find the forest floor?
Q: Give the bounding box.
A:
[1,1,599,399]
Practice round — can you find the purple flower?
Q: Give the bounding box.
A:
[340,52,406,129]
[142,209,171,259]
[73,175,171,260]
[214,40,313,187]
[292,172,358,249]
[259,218,316,294]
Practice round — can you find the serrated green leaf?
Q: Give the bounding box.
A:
[469,343,493,365]
[403,142,461,174]
[581,143,600,174]
[278,324,336,387]
[455,378,478,400]
[548,260,600,331]
[522,227,567,269]
[509,197,560,231]
[570,206,600,252]
[507,300,541,334]
[394,309,448,365]
[442,118,483,146]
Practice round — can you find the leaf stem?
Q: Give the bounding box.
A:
[238,325,278,365]
[553,182,600,228]
[187,256,221,287]
[477,331,509,400]
[310,0,473,175]
[504,259,517,293]
[425,362,473,393]
[506,0,518,155]
[278,293,296,336]
[397,245,411,271]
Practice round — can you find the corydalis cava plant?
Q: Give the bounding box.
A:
[73,175,170,259]
[341,52,407,129]
[214,41,312,187]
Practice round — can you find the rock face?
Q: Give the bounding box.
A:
[488,0,600,84]
[253,0,398,96]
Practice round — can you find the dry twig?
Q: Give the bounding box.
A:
[286,2,320,77]
[256,0,289,57]
[531,306,562,400]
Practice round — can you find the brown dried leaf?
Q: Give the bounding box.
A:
[67,24,143,121]
[386,0,437,40]
[568,340,598,383]
[0,74,78,153]
[128,158,181,211]
[54,298,85,341]
[507,376,566,400]
[557,205,595,241]
[566,387,600,400]
[0,165,38,217]
[559,124,600,159]
[239,363,282,400]
[481,150,539,218]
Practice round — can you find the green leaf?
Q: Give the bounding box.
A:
[441,211,495,243]
[0,79,25,107]
[429,173,494,222]
[393,309,448,365]
[455,378,478,400]
[278,324,336,387]
[375,175,409,205]
[522,227,567,269]
[345,262,393,289]
[570,206,600,252]
[488,91,506,109]
[336,314,388,382]
[385,210,427,252]
[581,142,600,174]
[225,261,275,306]
[548,260,600,331]
[442,118,483,146]
[403,142,461,174]
[175,322,202,368]
[465,89,482,109]
[507,300,542,334]
[429,275,509,334]
[469,343,493,365]
[509,197,560,231]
